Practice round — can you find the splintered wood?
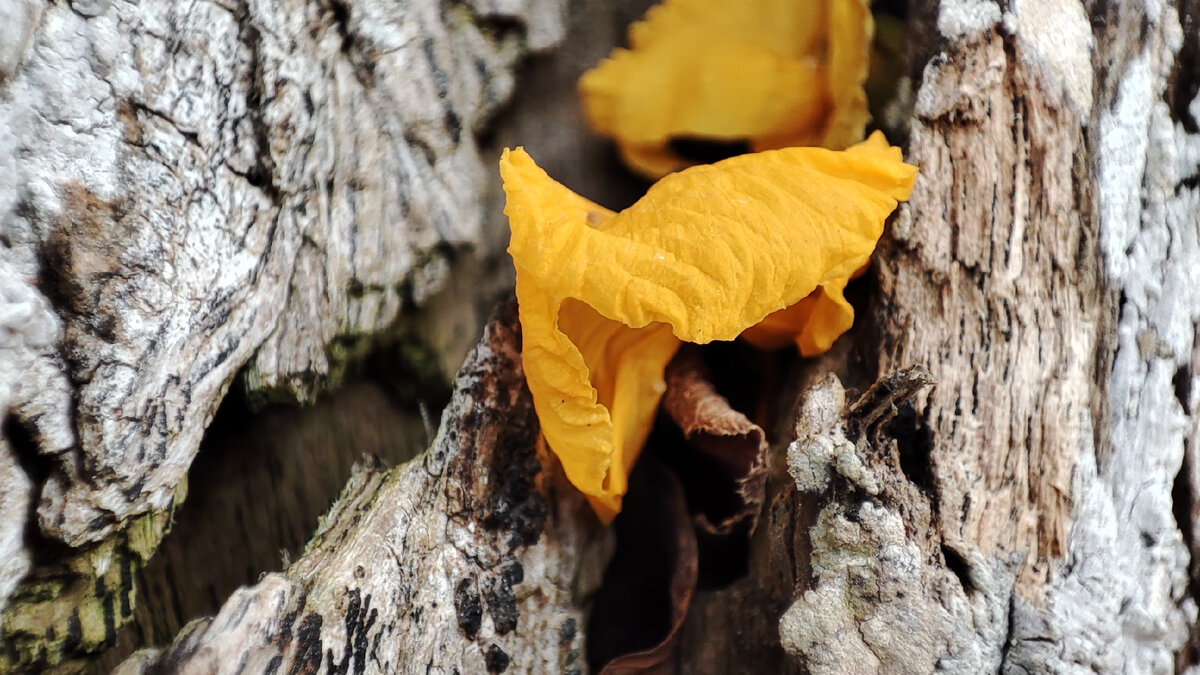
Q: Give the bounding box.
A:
[115,306,604,674]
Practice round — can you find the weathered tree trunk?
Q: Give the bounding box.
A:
[0,0,570,669]
[2,0,1199,672]
[675,0,1200,672]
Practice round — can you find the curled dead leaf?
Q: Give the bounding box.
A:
[661,346,768,536]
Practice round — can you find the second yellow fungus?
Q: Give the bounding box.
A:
[578,0,873,179]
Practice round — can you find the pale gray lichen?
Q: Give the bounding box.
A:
[780,503,951,674]
[781,375,1013,674]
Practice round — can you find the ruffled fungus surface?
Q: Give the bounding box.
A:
[502,133,916,520]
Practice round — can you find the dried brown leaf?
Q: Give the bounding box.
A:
[661,346,769,535]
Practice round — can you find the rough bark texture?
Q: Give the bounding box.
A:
[0,0,565,669]
[113,306,606,674]
[90,380,432,672]
[873,0,1200,668]
[779,369,1015,673]
[2,0,562,548]
[105,0,654,670]
[672,0,1200,672]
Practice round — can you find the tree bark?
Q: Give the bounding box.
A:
[0,0,566,669]
[874,0,1198,667]
[113,304,607,674]
[675,0,1200,672]
[3,0,1199,672]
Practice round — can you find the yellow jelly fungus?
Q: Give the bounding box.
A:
[579,0,873,179]
[739,278,856,356]
[502,132,916,522]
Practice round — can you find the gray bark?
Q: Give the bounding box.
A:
[0,0,565,669]
[114,306,606,674]
[873,0,1199,669]
[2,0,561,549]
